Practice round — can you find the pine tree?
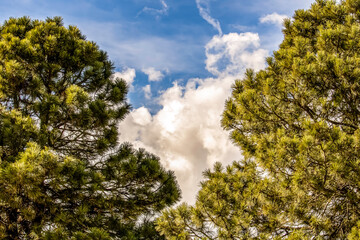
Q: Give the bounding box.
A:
[157,161,280,239]
[0,17,180,239]
[157,0,360,239]
[0,16,129,160]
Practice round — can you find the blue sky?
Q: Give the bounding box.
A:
[0,0,315,203]
[0,0,313,110]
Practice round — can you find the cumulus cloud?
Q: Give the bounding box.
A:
[112,68,136,88]
[260,12,288,27]
[137,0,169,17]
[142,67,164,81]
[131,107,153,126]
[205,32,268,76]
[143,84,152,99]
[119,32,268,204]
[196,0,222,35]
[119,78,240,203]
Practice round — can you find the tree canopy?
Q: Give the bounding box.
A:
[0,16,180,239]
[156,0,360,239]
[0,16,129,160]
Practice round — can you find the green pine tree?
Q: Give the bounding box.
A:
[0,16,129,160]
[0,17,180,239]
[157,0,360,239]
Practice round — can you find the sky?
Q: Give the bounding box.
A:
[0,0,315,203]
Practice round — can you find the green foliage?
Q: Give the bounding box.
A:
[0,16,130,159]
[0,141,85,239]
[157,0,360,239]
[0,106,37,163]
[156,161,290,239]
[0,17,180,239]
[157,161,270,239]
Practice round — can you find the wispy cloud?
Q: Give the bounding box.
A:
[102,35,196,73]
[137,0,169,18]
[260,12,288,27]
[195,0,222,35]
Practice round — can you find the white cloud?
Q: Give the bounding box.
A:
[142,67,164,81]
[119,78,240,203]
[205,32,268,76]
[195,0,222,35]
[137,0,169,17]
[260,12,288,27]
[143,84,152,99]
[131,107,152,126]
[119,32,268,204]
[112,68,136,88]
